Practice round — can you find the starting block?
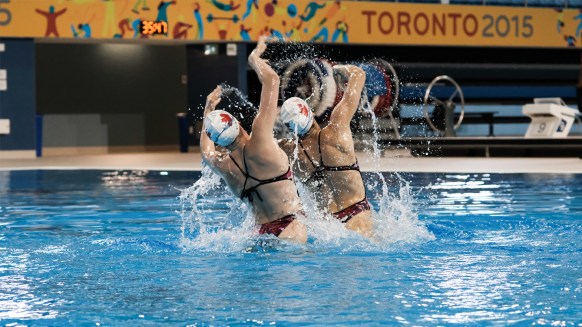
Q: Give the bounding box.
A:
[522,98,579,138]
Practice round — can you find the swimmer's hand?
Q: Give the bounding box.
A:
[204,86,222,115]
[333,64,365,80]
[250,36,268,59]
[248,37,278,84]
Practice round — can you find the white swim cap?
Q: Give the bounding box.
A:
[280,97,313,136]
[204,110,240,147]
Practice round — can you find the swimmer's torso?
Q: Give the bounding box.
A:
[217,147,302,225]
[321,128,366,213]
[281,128,366,213]
[282,138,333,210]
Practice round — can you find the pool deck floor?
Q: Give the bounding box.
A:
[1,151,581,173]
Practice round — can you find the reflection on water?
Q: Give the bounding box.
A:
[0,251,61,320]
[101,170,149,188]
[421,254,522,324]
[423,173,579,216]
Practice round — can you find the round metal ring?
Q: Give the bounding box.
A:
[423,75,465,132]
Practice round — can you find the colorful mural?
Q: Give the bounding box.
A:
[0,0,580,48]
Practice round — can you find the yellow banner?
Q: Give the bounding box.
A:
[0,0,579,48]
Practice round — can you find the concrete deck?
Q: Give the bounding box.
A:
[0,151,581,173]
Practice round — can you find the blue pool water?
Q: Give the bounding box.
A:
[0,169,580,326]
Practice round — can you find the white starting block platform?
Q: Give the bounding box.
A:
[522,98,580,138]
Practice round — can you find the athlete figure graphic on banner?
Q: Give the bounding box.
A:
[35,5,67,37]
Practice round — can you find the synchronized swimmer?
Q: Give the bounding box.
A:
[201,39,372,242]
[201,39,307,243]
[278,65,373,237]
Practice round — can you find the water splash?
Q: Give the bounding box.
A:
[358,90,435,247]
[178,166,310,253]
[263,41,323,71]
[178,164,432,253]
[178,166,255,252]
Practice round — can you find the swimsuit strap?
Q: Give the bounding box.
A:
[317,131,324,165]
[232,146,294,203]
[318,131,360,172]
[318,132,366,194]
[230,153,245,175]
[322,161,360,172]
[229,151,250,199]
[299,134,367,210]
[298,133,326,184]
[240,166,293,202]
[242,145,255,181]
[300,131,360,184]
[242,146,292,183]
[298,136,321,170]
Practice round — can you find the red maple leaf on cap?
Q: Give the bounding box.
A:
[298,103,309,117]
[220,113,233,126]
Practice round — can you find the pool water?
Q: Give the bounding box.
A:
[0,170,580,326]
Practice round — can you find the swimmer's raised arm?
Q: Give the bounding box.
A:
[201,86,224,165]
[248,38,280,141]
[329,65,366,129]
